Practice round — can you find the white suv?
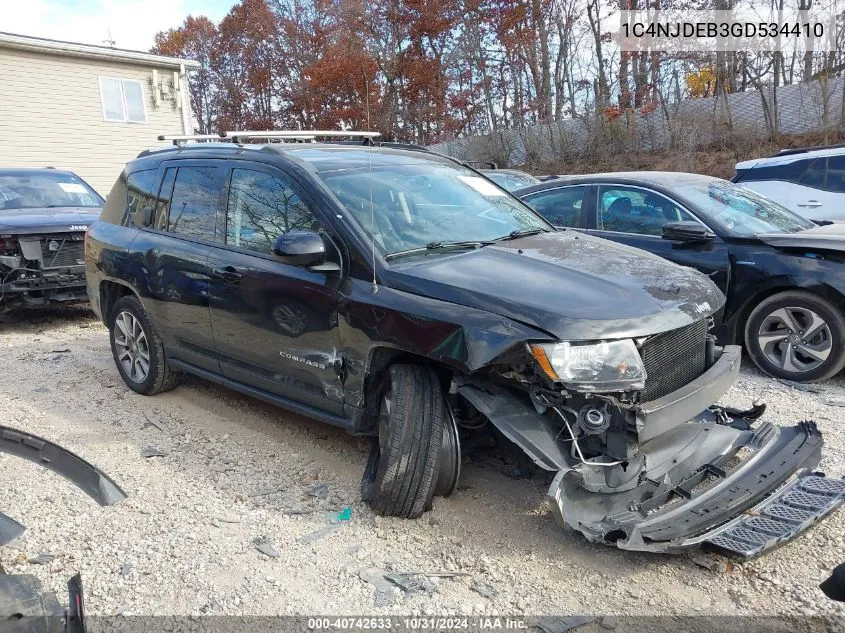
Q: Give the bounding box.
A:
[734,145,845,221]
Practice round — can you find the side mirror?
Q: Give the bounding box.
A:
[272,230,331,268]
[662,221,714,243]
[132,205,154,227]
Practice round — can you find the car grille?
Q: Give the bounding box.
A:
[640,319,708,401]
[39,233,85,268]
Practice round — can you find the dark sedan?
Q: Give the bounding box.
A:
[518,171,845,382]
[0,168,102,309]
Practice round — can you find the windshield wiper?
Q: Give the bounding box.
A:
[494,228,548,241]
[385,240,492,261]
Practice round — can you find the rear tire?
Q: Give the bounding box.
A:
[744,290,845,382]
[361,364,446,518]
[109,295,179,395]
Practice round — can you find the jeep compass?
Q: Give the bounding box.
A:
[84,133,845,557]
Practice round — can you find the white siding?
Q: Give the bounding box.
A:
[0,48,188,195]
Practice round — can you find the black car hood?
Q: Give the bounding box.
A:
[0,207,100,234]
[384,231,724,340]
[757,223,845,251]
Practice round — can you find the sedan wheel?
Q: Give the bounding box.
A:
[757,306,831,374]
[113,310,151,383]
[745,290,845,383]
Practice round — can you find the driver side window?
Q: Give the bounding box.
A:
[225,168,320,255]
[599,186,696,236]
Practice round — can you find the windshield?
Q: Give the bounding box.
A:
[320,162,551,256]
[484,171,540,192]
[0,172,102,210]
[674,179,814,236]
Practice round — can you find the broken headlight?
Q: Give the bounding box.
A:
[530,339,647,391]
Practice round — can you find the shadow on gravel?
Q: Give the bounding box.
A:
[0,303,97,330]
[139,375,674,574]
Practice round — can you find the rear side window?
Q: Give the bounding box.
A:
[126,169,157,227]
[165,166,220,240]
[522,186,586,227]
[825,156,845,192]
[798,158,826,189]
[226,168,320,255]
[738,159,809,183]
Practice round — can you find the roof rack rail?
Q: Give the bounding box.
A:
[223,130,380,143]
[158,134,226,146]
[774,142,845,157]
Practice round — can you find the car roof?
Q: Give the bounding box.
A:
[736,145,845,170]
[516,171,721,194]
[130,142,460,173]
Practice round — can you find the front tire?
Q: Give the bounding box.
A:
[744,290,845,382]
[109,295,179,395]
[361,364,449,518]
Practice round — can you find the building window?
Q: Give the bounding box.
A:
[99,77,147,123]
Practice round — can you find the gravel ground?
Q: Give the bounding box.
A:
[0,305,843,618]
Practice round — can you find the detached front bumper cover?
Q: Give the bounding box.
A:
[550,420,845,557]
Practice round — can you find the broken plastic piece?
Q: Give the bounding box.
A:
[359,569,397,607]
[385,572,435,594]
[252,536,280,558]
[0,426,127,507]
[336,506,352,521]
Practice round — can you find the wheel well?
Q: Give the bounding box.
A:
[733,284,845,344]
[98,281,134,325]
[359,348,456,434]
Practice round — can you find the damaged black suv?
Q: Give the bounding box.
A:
[85,133,845,558]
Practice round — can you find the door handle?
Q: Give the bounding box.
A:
[797,200,823,207]
[212,266,244,282]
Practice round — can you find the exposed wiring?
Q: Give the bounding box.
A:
[552,406,625,468]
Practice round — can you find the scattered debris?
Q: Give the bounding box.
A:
[385,572,436,595]
[824,397,845,407]
[141,410,167,432]
[471,577,498,599]
[252,536,280,558]
[139,446,167,458]
[50,348,71,354]
[307,483,329,499]
[599,615,619,630]
[120,563,132,576]
[359,569,397,608]
[27,553,55,565]
[298,524,342,544]
[536,616,595,633]
[690,553,733,573]
[335,506,352,522]
[418,571,470,578]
